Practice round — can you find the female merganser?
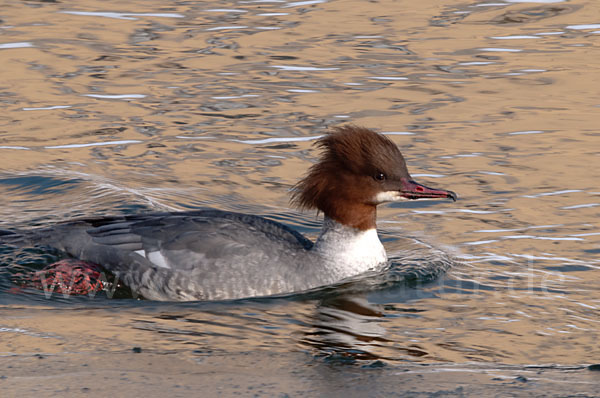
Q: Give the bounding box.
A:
[1,126,457,301]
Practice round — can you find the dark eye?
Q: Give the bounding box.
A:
[374,172,386,181]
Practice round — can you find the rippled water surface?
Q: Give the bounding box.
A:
[1,0,600,395]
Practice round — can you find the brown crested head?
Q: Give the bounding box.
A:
[291,125,410,230]
[291,125,457,230]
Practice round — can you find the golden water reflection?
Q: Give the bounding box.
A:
[1,0,599,393]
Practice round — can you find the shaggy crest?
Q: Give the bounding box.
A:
[291,125,408,215]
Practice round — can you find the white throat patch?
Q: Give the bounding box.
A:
[374,190,406,204]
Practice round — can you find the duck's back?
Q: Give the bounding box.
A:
[27,210,315,300]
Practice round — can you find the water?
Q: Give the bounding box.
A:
[1,0,599,395]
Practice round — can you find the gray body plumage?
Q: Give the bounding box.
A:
[3,210,346,301]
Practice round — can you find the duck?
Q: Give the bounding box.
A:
[0,125,457,301]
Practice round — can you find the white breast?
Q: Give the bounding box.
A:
[313,217,387,280]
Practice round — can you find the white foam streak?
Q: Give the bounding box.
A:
[60,11,185,20]
[22,105,72,111]
[84,94,146,99]
[272,65,339,71]
[523,189,581,198]
[230,135,323,144]
[567,24,600,30]
[561,203,599,210]
[0,42,33,49]
[45,140,142,149]
[283,0,327,8]
[491,35,540,40]
[479,48,522,52]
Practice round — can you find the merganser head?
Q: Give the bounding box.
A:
[291,125,457,230]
